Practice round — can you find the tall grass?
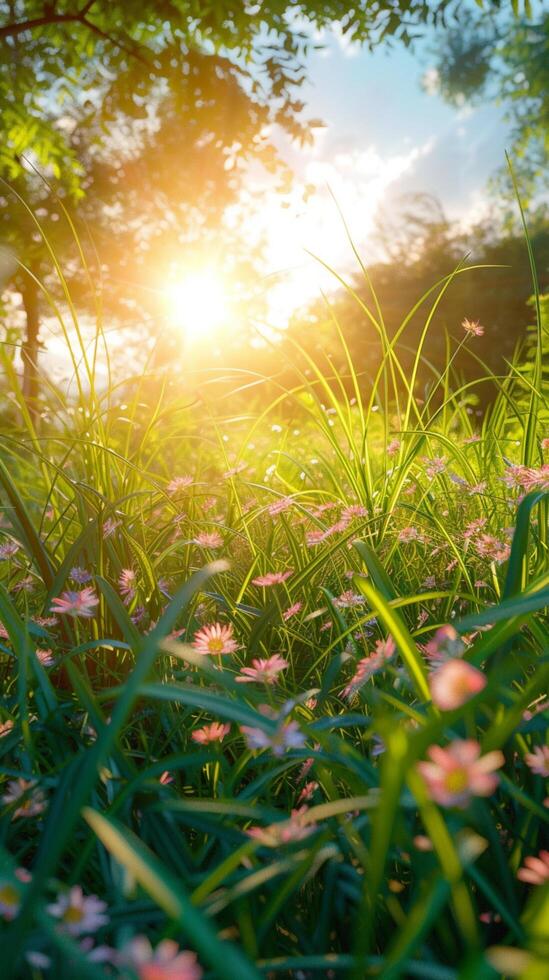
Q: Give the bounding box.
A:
[0,202,548,978]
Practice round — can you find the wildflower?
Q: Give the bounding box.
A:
[0,541,19,560]
[241,719,305,756]
[102,517,121,538]
[341,504,368,521]
[463,434,481,444]
[306,529,326,547]
[463,517,488,539]
[70,566,92,584]
[50,587,99,618]
[398,526,422,544]
[2,778,47,818]
[333,590,364,609]
[462,318,484,337]
[429,659,486,710]
[475,534,510,563]
[387,439,401,455]
[159,771,174,785]
[32,615,57,628]
[297,780,319,803]
[417,740,503,808]
[47,885,108,936]
[268,496,293,516]
[424,625,465,667]
[252,569,293,587]
[467,481,487,495]
[118,937,202,979]
[194,531,223,549]
[236,654,288,685]
[167,475,193,494]
[423,456,447,479]
[517,850,549,886]
[341,645,392,699]
[192,722,231,744]
[192,622,238,656]
[524,745,549,778]
[35,648,55,668]
[11,575,35,594]
[0,878,23,920]
[413,835,433,852]
[119,569,136,602]
[247,807,315,847]
[282,601,303,621]
[0,719,14,737]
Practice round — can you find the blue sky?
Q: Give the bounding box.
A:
[233,24,511,325]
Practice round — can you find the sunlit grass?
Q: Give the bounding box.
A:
[0,206,547,978]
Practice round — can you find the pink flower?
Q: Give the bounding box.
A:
[417,740,504,808]
[194,531,223,549]
[268,497,293,516]
[429,659,487,710]
[0,720,14,738]
[118,937,203,979]
[192,622,238,656]
[2,779,47,819]
[192,722,231,744]
[252,570,293,587]
[247,807,315,847]
[102,517,121,538]
[341,504,368,521]
[297,780,318,803]
[0,541,19,560]
[50,587,99,618]
[517,850,549,886]
[462,318,484,337]
[398,526,423,544]
[35,648,55,668]
[475,534,511,563]
[167,475,193,494]
[241,719,305,756]
[387,439,401,455]
[119,569,136,601]
[236,654,288,685]
[333,590,364,608]
[424,625,465,667]
[282,602,303,621]
[524,745,549,778]
[46,885,108,936]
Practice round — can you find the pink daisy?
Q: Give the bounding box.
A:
[524,745,549,778]
[2,779,47,819]
[192,622,239,656]
[50,587,99,618]
[46,885,108,936]
[462,318,484,337]
[118,937,202,980]
[119,569,136,602]
[282,602,303,621]
[236,654,288,685]
[247,807,315,847]
[517,850,549,886]
[192,722,231,744]
[252,570,293,587]
[194,531,223,549]
[429,659,487,711]
[167,475,194,494]
[417,739,503,808]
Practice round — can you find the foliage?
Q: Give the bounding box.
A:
[0,211,548,977]
[428,9,549,206]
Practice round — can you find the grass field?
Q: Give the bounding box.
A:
[0,217,548,978]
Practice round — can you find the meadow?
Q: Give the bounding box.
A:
[0,216,548,980]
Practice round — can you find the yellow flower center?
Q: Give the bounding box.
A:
[444,768,469,794]
[63,905,84,924]
[0,884,19,907]
[207,638,224,654]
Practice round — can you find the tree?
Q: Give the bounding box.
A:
[425,8,549,208]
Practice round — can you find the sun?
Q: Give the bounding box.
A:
[165,269,229,338]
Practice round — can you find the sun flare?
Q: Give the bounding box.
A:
[165,270,229,338]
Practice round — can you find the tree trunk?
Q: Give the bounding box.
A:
[21,271,40,416]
